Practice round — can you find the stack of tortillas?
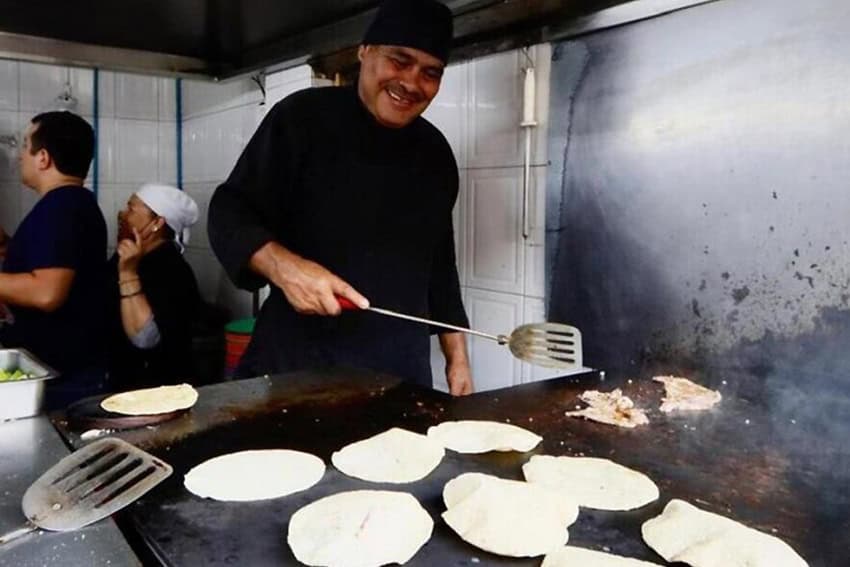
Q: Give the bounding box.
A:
[287,490,432,567]
[331,427,444,483]
[101,383,198,415]
[523,455,659,511]
[442,472,579,557]
[642,499,809,567]
[426,420,542,453]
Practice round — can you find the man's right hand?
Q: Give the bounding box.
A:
[250,241,369,316]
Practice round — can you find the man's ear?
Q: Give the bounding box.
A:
[357,45,369,63]
[36,148,51,171]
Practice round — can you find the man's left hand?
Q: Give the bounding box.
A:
[446,360,474,396]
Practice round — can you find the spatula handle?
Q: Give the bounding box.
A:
[0,522,38,546]
[335,296,504,342]
[336,296,360,311]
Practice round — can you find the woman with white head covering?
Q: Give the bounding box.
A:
[107,183,202,389]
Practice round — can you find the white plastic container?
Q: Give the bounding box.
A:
[0,349,58,420]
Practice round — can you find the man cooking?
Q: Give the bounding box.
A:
[0,111,108,408]
[208,0,473,395]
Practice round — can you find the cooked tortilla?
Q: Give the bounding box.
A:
[426,420,542,453]
[184,449,325,502]
[442,472,578,558]
[287,490,433,567]
[100,383,198,415]
[523,455,659,511]
[564,389,649,428]
[331,427,444,483]
[653,376,721,412]
[642,499,808,567]
[542,546,664,566]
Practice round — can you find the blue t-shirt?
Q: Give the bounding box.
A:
[1,186,107,372]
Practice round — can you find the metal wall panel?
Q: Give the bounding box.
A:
[548,0,850,370]
[546,4,850,555]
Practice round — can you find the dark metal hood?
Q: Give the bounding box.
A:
[0,0,715,79]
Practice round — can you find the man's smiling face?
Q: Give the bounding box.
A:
[357,45,445,128]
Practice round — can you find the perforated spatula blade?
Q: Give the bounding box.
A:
[506,322,582,369]
[0,437,172,545]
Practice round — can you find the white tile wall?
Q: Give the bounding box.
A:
[181,116,207,184]
[96,71,117,118]
[18,63,93,115]
[158,78,176,122]
[95,117,117,183]
[157,121,177,184]
[115,74,159,120]
[465,288,523,391]
[264,65,333,113]
[183,105,260,184]
[0,61,18,111]
[524,166,547,298]
[426,45,558,391]
[423,63,467,168]
[114,118,159,183]
[468,51,524,168]
[466,167,525,294]
[265,66,313,90]
[183,182,214,251]
[182,77,261,120]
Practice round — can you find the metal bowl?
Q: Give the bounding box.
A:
[0,349,58,420]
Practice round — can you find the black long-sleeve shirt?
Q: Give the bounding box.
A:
[106,242,200,389]
[208,85,468,387]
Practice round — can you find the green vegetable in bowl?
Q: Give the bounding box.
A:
[0,368,32,381]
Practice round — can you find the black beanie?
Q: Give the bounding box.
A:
[362,0,454,63]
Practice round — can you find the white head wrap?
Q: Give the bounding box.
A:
[135,183,199,248]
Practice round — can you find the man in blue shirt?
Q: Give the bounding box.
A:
[0,111,108,409]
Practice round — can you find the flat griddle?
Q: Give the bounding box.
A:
[52,368,849,566]
[64,393,190,430]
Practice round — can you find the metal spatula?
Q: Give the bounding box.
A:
[0,437,172,546]
[337,297,582,370]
